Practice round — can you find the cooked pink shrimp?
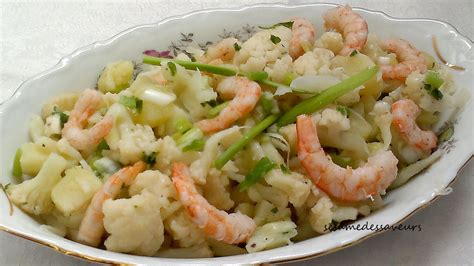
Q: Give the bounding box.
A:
[289,18,316,60]
[77,161,146,247]
[381,38,427,81]
[203,37,238,64]
[195,76,261,134]
[392,99,437,151]
[323,5,368,56]
[296,115,398,201]
[172,162,256,244]
[62,88,113,151]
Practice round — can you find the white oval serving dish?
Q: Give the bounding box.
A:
[0,3,472,265]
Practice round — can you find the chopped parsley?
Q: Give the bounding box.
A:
[52,106,69,127]
[280,164,291,174]
[233,42,241,51]
[96,139,110,152]
[270,35,281,44]
[336,106,350,117]
[350,50,358,57]
[259,21,294,29]
[143,152,157,165]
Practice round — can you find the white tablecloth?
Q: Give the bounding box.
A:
[1,0,472,265]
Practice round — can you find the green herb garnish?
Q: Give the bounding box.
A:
[280,164,291,174]
[182,139,205,152]
[239,157,275,191]
[143,152,157,165]
[437,125,454,144]
[52,106,69,127]
[258,21,294,29]
[119,95,143,113]
[233,42,241,51]
[270,35,281,44]
[336,106,350,117]
[350,50,358,57]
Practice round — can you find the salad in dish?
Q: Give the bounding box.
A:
[5,5,468,257]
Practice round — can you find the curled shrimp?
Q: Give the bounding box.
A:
[77,161,146,247]
[381,38,427,81]
[296,115,398,201]
[62,89,113,151]
[195,76,261,134]
[203,38,238,65]
[289,18,316,60]
[323,5,368,56]
[392,99,437,152]
[172,162,256,244]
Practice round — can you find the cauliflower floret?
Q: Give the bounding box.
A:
[162,63,217,119]
[97,60,134,93]
[8,153,68,215]
[155,136,183,175]
[203,169,234,211]
[117,123,159,165]
[314,32,344,54]
[248,183,288,208]
[129,170,181,219]
[235,26,292,73]
[317,108,351,136]
[103,192,164,256]
[293,48,335,76]
[264,54,293,83]
[308,195,334,234]
[164,210,207,248]
[264,169,311,207]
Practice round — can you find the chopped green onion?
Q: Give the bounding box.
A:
[233,42,241,51]
[277,66,379,126]
[143,56,238,76]
[329,153,353,168]
[350,50,358,57]
[283,73,298,86]
[270,207,278,213]
[176,127,204,150]
[167,62,177,76]
[215,115,278,169]
[239,157,275,191]
[52,106,69,127]
[175,118,193,134]
[143,152,157,165]
[12,148,22,177]
[97,139,110,153]
[258,21,294,29]
[424,83,443,100]
[260,92,274,115]
[336,106,350,117]
[182,139,205,152]
[280,164,291,174]
[207,101,230,118]
[270,35,281,44]
[437,125,454,144]
[246,71,269,82]
[119,95,143,113]
[425,71,444,88]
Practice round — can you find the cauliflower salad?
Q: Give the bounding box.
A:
[5,5,468,258]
